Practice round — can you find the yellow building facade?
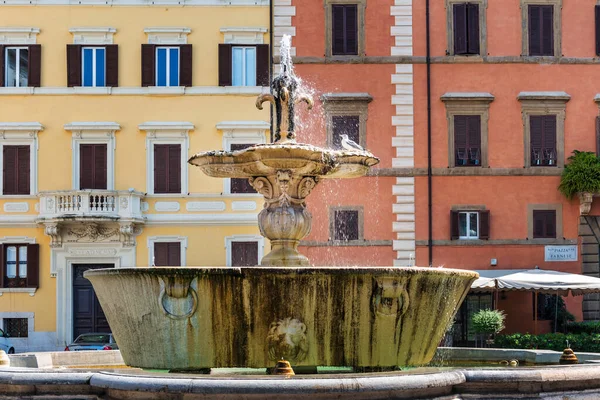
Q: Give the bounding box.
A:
[0,0,270,351]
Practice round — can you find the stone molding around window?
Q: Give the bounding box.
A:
[144,27,191,44]
[328,205,364,245]
[139,121,194,196]
[147,235,188,267]
[220,27,269,45]
[0,238,37,296]
[518,91,570,169]
[445,0,488,57]
[324,0,367,58]
[69,27,116,45]
[0,122,44,197]
[224,235,264,267]
[0,312,34,339]
[65,122,119,191]
[217,120,269,195]
[520,0,562,57]
[0,28,40,45]
[527,203,563,241]
[321,93,372,149]
[441,92,494,169]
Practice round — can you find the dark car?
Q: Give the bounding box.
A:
[64,333,118,351]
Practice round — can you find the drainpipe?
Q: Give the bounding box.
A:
[269,0,274,143]
[426,0,433,265]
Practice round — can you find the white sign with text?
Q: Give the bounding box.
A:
[544,245,578,262]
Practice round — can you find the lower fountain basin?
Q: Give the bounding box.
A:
[85,266,477,370]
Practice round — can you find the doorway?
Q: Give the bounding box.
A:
[72,264,113,339]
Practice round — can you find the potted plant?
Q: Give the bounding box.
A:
[558,151,600,215]
[471,309,506,347]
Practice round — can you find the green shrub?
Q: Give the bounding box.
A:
[565,321,600,335]
[495,333,600,352]
[558,150,600,199]
[471,309,506,335]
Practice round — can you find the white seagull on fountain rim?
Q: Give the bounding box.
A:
[340,134,365,152]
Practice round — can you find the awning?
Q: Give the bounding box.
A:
[471,269,526,291]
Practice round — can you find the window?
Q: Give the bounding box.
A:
[0,244,38,289]
[329,206,364,243]
[153,242,181,266]
[0,45,40,88]
[153,144,181,194]
[454,115,481,166]
[596,5,600,56]
[532,210,556,238]
[332,116,359,150]
[79,144,107,190]
[529,115,556,167]
[3,145,29,195]
[82,47,105,87]
[67,45,118,87]
[218,44,269,87]
[533,292,554,320]
[453,3,480,55]
[141,44,192,87]
[450,210,490,240]
[4,318,27,338]
[322,93,371,150]
[231,241,259,267]
[230,143,256,194]
[325,0,366,58]
[521,0,561,57]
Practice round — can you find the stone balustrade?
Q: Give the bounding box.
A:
[38,190,144,220]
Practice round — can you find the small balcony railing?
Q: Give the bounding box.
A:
[38,190,144,220]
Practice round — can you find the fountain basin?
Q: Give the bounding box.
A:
[85,266,477,370]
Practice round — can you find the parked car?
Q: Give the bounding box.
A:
[64,333,118,351]
[0,329,14,354]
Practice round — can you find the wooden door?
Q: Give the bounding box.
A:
[72,264,113,339]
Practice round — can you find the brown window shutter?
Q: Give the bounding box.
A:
[450,210,459,240]
[454,115,467,166]
[94,144,107,190]
[0,245,4,288]
[179,44,192,87]
[256,44,270,86]
[0,45,5,87]
[232,242,258,267]
[596,116,600,156]
[17,146,30,195]
[105,44,119,87]
[332,5,345,55]
[79,144,94,189]
[154,243,168,266]
[596,6,600,56]
[67,44,82,87]
[168,242,181,266]
[541,5,554,56]
[141,44,156,87]
[479,210,490,240]
[230,143,256,193]
[332,4,358,55]
[344,4,358,55]
[26,244,39,289]
[154,144,168,193]
[529,6,542,55]
[218,44,232,86]
[466,3,480,55]
[530,115,543,166]
[543,115,557,165]
[533,211,543,238]
[332,115,360,149]
[333,210,359,241]
[453,3,468,55]
[3,146,17,195]
[168,144,181,193]
[27,44,41,87]
[546,210,557,238]
[467,115,481,165]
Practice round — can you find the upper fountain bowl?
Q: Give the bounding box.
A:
[188,142,380,180]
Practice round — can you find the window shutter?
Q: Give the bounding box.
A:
[168,144,181,194]
[541,5,554,56]
[596,116,600,156]
[26,244,39,289]
[450,210,460,240]
[529,6,542,56]
[0,245,4,288]
[168,242,181,266]
[546,210,557,238]
[332,115,360,149]
[256,44,270,86]
[230,143,255,193]
[105,44,119,87]
[79,144,94,189]
[218,44,232,86]
[453,4,468,55]
[344,5,358,55]
[467,115,481,149]
[596,5,600,56]
[154,243,168,266]
[332,5,345,55]
[67,44,82,87]
[27,44,41,87]
[3,146,16,195]
[454,115,468,166]
[0,45,5,87]
[17,146,30,195]
[94,144,107,190]
[179,44,192,87]
[154,145,168,193]
[542,115,557,161]
[530,115,543,165]
[141,44,156,87]
[479,210,490,240]
[232,242,258,267]
[533,211,544,238]
[466,4,480,54]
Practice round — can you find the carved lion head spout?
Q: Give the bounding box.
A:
[267,318,308,363]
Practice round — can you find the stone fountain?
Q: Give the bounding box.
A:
[85,37,478,371]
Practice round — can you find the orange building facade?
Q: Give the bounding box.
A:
[281,0,600,340]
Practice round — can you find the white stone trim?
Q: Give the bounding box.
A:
[0,122,43,197]
[186,201,226,212]
[0,236,36,244]
[3,203,29,212]
[0,86,268,95]
[0,312,34,352]
[145,213,258,225]
[69,27,116,45]
[0,28,40,44]
[53,243,135,346]
[391,0,415,265]
[221,27,268,44]
[139,122,193,195]
[144,27,191,44]
[218,121,269,194]
[0,0,268,4]
[147,236,187,266]
[0,215,37,227]
[65,122,120,191]
[224,234,264,267]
